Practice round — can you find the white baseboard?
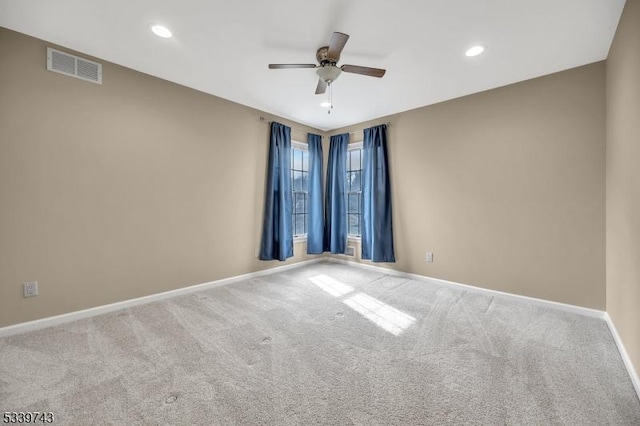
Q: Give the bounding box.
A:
[0,258,322,338]
[327,258,606,319]
[605,313,640,400]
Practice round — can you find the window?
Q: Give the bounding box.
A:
[291,142,309,238]
[347,143,363,237]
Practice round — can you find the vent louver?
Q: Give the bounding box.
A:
[47,47,102,84]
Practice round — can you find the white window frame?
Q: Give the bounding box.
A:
[346,142,363,240]
[291,141,309,241]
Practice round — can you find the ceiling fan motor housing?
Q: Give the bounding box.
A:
[316,46,339,64]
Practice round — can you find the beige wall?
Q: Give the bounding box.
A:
[607,0,640,382]
[331,62,606,310]
[0,28,322,327]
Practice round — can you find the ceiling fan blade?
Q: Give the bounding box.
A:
[327,32,349,61]
[341,64,386,78]
[268,64,317,69]
[315,79,327,94]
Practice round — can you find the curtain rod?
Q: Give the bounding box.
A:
[342,122,391,136]
[258,116,320,137]
[258,116,391,137]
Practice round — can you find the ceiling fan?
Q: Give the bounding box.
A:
[268,32,386,110]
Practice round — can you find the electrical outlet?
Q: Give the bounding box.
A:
[23,281,38,298]
[426,252,434,263]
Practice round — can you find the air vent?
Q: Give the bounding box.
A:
[345,246,356,257]
[47,47,102,84]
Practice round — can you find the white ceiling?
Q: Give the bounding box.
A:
[0,0,626,131]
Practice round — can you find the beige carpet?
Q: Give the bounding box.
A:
[1,261,639,425]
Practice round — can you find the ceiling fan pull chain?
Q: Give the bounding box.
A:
[331,83,334,111]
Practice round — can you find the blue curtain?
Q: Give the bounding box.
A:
[307,133,324,254]
[259,122,293,261]
[362,124,395,262]
[324,133,349,253]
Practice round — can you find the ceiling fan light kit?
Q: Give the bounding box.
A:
[269,31,386,114]
[316,65,342,84]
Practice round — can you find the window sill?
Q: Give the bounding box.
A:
[293,236,307,243]
[347,236,361,242]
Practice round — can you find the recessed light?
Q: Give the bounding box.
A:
[151,25,172,38]
[320,101,331,108]
[465,45,485,57]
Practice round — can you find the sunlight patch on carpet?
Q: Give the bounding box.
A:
[343,293,416,336]
[309,274,416,335]
[309,274,354,297]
